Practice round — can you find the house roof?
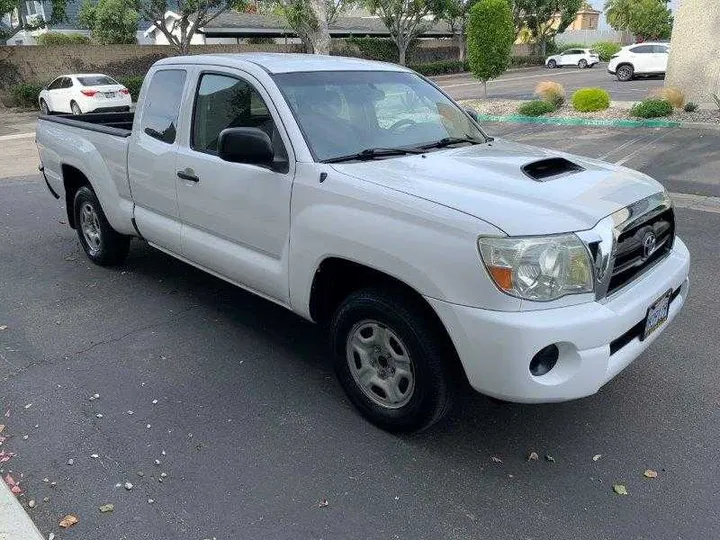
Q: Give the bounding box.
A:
[202,12,453,38]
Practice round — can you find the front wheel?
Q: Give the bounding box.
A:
[73,186,130,266]
[71,101,82,115]
[330,288,455,433]
[39,99,50,115]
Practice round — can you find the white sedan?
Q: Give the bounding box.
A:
[39,74,131,115]
[546,48,600,69]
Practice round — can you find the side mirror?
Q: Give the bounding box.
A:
[218,127,274,166]
[465,108,479,122]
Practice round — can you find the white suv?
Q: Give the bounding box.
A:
[546,48,600,69]
[608,43,670,81]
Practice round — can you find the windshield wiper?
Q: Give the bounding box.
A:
[418,136,484,150]
[322,147,425,164]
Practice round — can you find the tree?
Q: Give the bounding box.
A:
[138,0,249,55]
[605,0,672,41]
[78,0,139,44]
[0,0,68,41]
[367,0,434,65]
[512,0,583,55]
[273,0,344,54]
[467,0,513,97]
[432,0,478,62]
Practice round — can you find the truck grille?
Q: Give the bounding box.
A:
[606,206,675,296]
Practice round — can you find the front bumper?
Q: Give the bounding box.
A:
[428,238,690,403]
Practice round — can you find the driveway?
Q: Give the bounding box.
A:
[433,65,664,102]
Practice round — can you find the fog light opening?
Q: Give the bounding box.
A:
[530,344,559,377]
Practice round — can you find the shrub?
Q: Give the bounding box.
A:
[650,87,685,109]
[557,42,586,53]
[684,102,699,112]
[510,55,546,67]
[630,99,673,119]
[409,60,467,75]
[592,41,622,62]
[467,0,515,96]
[117,76,144,101]
[535,81,565,107]
[342,37,402,63]
[571,88,611,112]
[11,82,46,108]
[518,100,556,117]
[36,32,90,45]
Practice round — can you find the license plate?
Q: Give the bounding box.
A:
[103,92,116,98]
[643,290,671,339]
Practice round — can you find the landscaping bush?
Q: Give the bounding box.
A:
[535,80,565,107]
[409,60,468,75]
[510,55,546,67]
[684,102,699,112]
[630,99,673,119]
[518,100,556,116]
[571,88,611,112]
[592,41,622,62]
[343,37,403,63]
[117,76,144,101]
[36,32,90,45]
[11,82,45,108]
[650,87,685,108]
[557,42,586,53]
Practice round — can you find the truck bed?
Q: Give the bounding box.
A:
[39,112,134,137]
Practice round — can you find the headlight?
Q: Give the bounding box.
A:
[478,234,594,301]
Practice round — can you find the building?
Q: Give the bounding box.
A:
[566,3,600,30]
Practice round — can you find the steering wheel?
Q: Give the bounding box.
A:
[388,118,417,131]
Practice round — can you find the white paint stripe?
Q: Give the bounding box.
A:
[614,131,672,166]
[670,192,720,213]
[0,480,45,540]
[440,69,595,89]
[598,132,657,161]
[0,132,34,141]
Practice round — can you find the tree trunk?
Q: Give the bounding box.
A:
[398,43,407,66]
[457,31,465,63]
[483,80,487,98]
[307,0,331,55]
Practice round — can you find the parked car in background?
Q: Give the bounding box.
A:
[546,48,600,69]
[608,43,670,81]
[38,74,132,115]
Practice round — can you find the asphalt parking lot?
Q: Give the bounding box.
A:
[1,118,719,539]
[434,64,664,101]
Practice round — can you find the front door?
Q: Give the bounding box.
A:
[174,69,295,304]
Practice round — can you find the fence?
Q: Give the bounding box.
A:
[555,29,634,45]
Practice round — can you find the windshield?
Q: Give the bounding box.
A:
[273,70,488,162]
[77,75,118,86]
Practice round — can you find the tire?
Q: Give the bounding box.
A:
[73,186,130,266]
[616,64,634,82]
[39,99,50,115]
[330,288,455,433]
[71,101,82,115]
[578,59,588,69]
[547,59,557,69]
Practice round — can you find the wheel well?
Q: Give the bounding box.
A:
[61,164,91,229]
[309,258,466,379]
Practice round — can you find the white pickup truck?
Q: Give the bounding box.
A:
[37,54,690,432]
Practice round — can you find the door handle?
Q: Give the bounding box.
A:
[177,170,199,183]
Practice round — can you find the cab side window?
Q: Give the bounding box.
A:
[141,69,187,144]
[191,73,288,166]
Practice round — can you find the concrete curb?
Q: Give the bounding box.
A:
[474,113,720,130]
[0,480,45,540]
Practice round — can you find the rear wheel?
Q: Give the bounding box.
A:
[71,101,82,115]
[73,186,130,266]
[330,288,455,433]
[616,64,634,82]
[39,99,50,115]
[578,59,588,69]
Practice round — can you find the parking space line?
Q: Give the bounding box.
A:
[0,132,34,141]
[614,131,673,166]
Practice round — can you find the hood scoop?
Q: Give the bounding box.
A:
[521,157,585,182]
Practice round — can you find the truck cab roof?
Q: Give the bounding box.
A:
[154,53,410,74]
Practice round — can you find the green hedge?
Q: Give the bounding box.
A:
[556,42,586,53]
[630,99,673,118]
[593,41,622,62]
[572,88,611,112]
[343,37,403,63]
[36,32,90,45]
[518,100,556,116]
[510,55,546,67]
[117,75,144,101]
[11,82,46,108]
[409,60,468,75]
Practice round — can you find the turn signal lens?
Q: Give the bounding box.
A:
[488,266,513,291]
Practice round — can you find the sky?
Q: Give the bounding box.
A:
[589,0,680,28]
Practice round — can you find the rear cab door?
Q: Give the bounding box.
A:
[127,67,190,254]
[172,65,296,304]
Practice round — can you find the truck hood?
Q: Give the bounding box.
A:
[330,139,663,236]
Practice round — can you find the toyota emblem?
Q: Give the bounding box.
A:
[642,232,657,259]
